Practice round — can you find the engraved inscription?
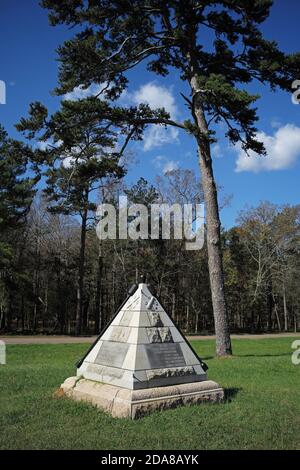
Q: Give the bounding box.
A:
[146,296,155,310]
[141,291,151,309]
[125,294,140,310]
[126,295,140,310]
[146,366,195,381]
[86,363,125,379]
[95,342,129,368]
[146,327,173,343]
[147,327,161,343]
[109,325,131,343]
[159,327,173,343]
[149,298,161,311]
[148,311,163,327]
[119,310,133,326]
[144,343,186,368]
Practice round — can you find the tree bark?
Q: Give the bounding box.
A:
[43,278,48,332]
[273,295,281,331]
[267,274,273,331]
[0,304,4,331]
[185,302,189,332]
[94,241,103,334]
[195,310,199,334]
[190,75,232,356]
[283,282,288,331]
[75,193,88,336]
[6,292,13,332]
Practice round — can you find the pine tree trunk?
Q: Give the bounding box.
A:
[0,304,4,331]
[186,301,189,332]
[267,275,273,331]
[75,197,88,336]
[190,76,232,356]
[273,297,281,331]
[195,310,199,334]
[21,296,25,333]
[293,311,297,333]
[171,292,176,322]
[197,141,232,355]
[94,241,103,334]
[43,278,48,332]
[6,293,13,332]
[57,263,64,334]
[283,282,288,331]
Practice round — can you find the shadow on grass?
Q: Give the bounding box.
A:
[237,352,292,358]
[201,352,291,362]
[224,387,241,403]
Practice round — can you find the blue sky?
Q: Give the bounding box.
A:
[0,0,299,228]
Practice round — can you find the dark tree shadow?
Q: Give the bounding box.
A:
[224,387,241,403]
[237,352,292,358]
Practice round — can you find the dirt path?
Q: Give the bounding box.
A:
[0,335,98,345]
[0,332,298,345]
[191,333,299,340]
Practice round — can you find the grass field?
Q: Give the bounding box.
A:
[0,337,299,450]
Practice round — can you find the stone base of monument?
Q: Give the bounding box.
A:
[60,376,224,419]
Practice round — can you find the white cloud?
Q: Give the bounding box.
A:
[163,160,179,174]
[131,82,180,151]
[211,143,223,159]
[132,82,178,118]
[235,124,300,173]
[271,118,282,129]
[63,81,181,151]
[63,83,106,101]
[36,141,50,151]
[143,125,179,151]
[152,155,179,174]
[35,140,84,168]
[152,155,165,167]
[61,145,113,168]
[36,139,63,151]
[61,156,75,168]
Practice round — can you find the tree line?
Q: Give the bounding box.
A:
[1,147,299,335]
[1,1,300,356]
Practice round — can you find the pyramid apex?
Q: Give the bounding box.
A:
[139,273,148,284]
[138,282,148,287]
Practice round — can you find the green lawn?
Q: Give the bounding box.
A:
[0,338,299,450]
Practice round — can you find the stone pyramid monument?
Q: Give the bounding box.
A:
[60,282,224,418]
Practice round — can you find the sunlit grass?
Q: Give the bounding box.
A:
[0,337,299,450]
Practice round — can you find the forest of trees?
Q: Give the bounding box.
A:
[1,152,299,336]
[1,1,300,350]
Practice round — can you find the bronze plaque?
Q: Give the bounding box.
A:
[144,343,186,368]
[95,341,129,368]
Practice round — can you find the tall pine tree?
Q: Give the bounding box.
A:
[17,98,126,334]
[0,125,37,330]
[41,0,300,355]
